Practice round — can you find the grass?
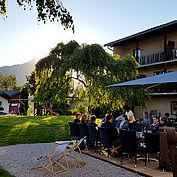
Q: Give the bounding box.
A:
[0,115,75,147]
[0,115,102,147]
[0,115,102,176]
[0,166,15,177]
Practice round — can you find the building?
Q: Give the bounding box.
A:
[104,20,177,118]
[0,91,20,115]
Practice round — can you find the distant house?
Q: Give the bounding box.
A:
[0,91,20,115]
[104,20,177,118]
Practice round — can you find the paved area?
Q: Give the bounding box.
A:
[0,143,143,177]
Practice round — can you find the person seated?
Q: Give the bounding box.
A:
[164,112,173,127]
[101,114,119,142]
[146,116,159,133]
[90,115,98,126]
[164,113,170,122]
[101,114,121,155]
[142,112,151,125]
[160,117,168,127]
[101,110,113,124]
[117,114,129,130]
[87,114,91,123]
[74,113,81,123]
[124,105,135,130]
[80,114,88,123]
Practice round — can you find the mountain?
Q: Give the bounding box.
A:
[0,58,39,85]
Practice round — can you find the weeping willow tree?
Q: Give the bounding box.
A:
[34,40,149,114]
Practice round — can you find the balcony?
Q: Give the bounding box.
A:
[139,49,177,65]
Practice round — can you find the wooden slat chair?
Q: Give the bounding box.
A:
[30,141,70,176]
[64,136,86,168]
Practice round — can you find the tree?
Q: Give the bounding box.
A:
[0,72,19,91]
[26,71,36,95]
[19,85,29,115]
[0,0,74,32]
[34,41,149,114]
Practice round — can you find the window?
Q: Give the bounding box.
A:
[171,101,177,115]
[133,49,141,63]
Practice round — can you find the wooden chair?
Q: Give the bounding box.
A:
[30,137,86,175]
[64,136,86,168]
[30,141,70,176]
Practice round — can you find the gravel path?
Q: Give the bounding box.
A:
[0,143,143,177]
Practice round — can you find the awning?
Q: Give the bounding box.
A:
[107,71,177,89]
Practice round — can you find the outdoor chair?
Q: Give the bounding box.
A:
[144,132,160,167]
[119,129,145,167]
[98,127,112,158]
[68,122,80,139]
[64,136,86,168]
[87,124,100,153]
[78,123,89,149]
[30,137,86,176]
[133,123,144,132]
[30,141,70,176]
[78,123,89,138]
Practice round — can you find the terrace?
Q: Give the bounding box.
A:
[139,49,177,66]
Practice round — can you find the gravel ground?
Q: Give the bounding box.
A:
[0,143,143,177]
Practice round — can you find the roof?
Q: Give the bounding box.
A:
[104,20,177,47]
[0,91,20,98]
[107,71,177,89]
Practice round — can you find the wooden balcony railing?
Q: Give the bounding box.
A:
[139,49,177,65]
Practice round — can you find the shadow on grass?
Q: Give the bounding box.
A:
[0,116,75,146]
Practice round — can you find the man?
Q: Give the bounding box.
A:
[74,113,81,123]
[101,114,120,155]
[165,113,170,122]
[90,115,98,126]
[164,112,173,127]
[101,110,113,125]
[159,117,168,127]
[147,116,160,133]
[101,114,119,142]
[142,112,151,125]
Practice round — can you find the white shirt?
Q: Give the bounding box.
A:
[125,110,135,123]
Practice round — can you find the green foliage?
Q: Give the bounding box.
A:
[0,0,74,32]
[72,102,88,114]
[34,41,149,114]
[0,72,19,91]
[26,71,36,95]
[0,166,15,177]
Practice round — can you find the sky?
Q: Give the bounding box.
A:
[1,0,177,67]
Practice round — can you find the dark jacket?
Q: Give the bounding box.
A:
[74,119,80,123]
[101,121,119,141]
[148,123,159,133]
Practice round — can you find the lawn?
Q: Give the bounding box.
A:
[0,115,102,176]
[0,115,75,147]
[0,115,102,147]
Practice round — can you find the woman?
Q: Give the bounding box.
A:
[124,105,135,130]
[80,114,88,123]
[118,114,129,129]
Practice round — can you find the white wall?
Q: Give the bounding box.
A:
[0,96,9,113]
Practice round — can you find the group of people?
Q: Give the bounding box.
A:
[141,112,171,133]
[72,108,172,155]
[74,113,98,126]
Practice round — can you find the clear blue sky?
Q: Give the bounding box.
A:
[0,0,177,67]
